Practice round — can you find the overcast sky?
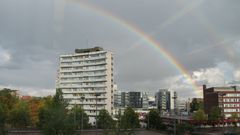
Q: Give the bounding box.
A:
[0,0,240,98]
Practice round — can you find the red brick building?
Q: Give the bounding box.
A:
[203,85,240,118]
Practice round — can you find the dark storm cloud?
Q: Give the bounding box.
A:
[0,0,240,97]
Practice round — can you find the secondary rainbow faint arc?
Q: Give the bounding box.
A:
[69,0,201,95]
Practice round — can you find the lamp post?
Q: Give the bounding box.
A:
[147,111,150,129]
[95,93,100,134]
[81,96,85,135]
[74,100,76,127]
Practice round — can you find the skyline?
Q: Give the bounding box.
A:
[0,0,240,98]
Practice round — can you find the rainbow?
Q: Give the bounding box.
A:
[66,0,202,96]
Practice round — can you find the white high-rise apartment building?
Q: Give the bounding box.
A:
[56,47,114,124]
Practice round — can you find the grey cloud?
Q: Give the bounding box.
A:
[0,0,240,98]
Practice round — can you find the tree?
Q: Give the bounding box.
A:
[27,97,45,127]
[39,89,75,135]
[190,98,203,113]
[231,113,238,120]
[193,109,207,121]
[231,113,239,127]
[97,109,114,129]
[146,109,163,130]
[208,107,221,121]
[120,107,140,130]
[37,96,53,128]
[96,109,115,135]
[0,103,6,135]
[113,109,123,135]
[8,101,30,128]
[0,88,18,114]
[70,106,89,129]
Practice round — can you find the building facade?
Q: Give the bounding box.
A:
[155,89,176,113]
[203,85,240,118]
[56,47,114,124]
[142,92,149,109]
[128,92,142,108]
[113,91,149,109]
[113,87,122,108]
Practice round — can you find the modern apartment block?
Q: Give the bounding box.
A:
[113,85,122,108]
[56,47,114,124]
[155,89,177,113]
[203,85,240,118]
[142,92,149,109]
[113,91,149,109]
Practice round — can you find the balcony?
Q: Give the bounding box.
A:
[60,59,73,62]
[72,61,107,67]
[60,84,106,89]
[60,64,72,67]
[61,78,107,83]
[80,85,107,88]
[72,55,106,62]
[72,67,107,72]
[59,73,107,78]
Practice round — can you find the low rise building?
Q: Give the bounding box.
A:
[203,85,240,118]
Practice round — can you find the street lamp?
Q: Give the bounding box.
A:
[74,100,76,127]
[81,96,85,135]
[147,111,150,129]
[95,93,101,131]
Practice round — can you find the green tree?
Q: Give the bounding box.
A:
[193,109,207,121]
[70,106,89,129]
[0,88,18,114]
[146,109,163,130]
[190,98,203,113]
[37,96,53,128]
[208,107,221,121]
[231,113,239,127]
[120,107,140,130]
[231,113,238,120]
[0,103,6,135]
[39,89,75,135]
[113,109,123,135]
[97,109,114,129]
[96,109,115,135]
[8,101,30,128]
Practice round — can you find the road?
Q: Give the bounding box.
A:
[8,129,167,135]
